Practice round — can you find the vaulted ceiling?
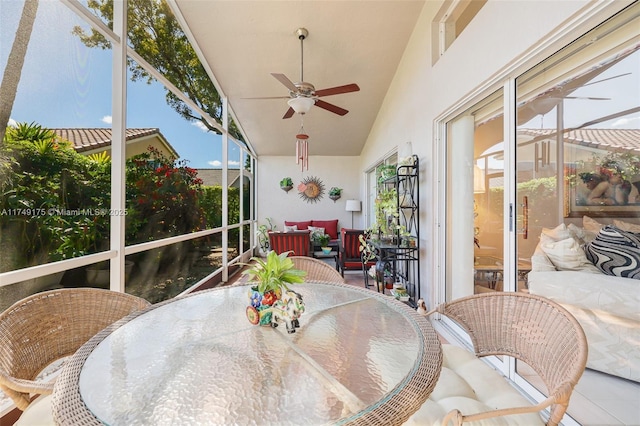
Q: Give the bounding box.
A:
[173,1,426,157]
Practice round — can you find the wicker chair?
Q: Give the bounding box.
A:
[425,292,588,426]
[289,256,345,283]
[0,288,150,411]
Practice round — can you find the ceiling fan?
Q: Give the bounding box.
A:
[250,28,360,119]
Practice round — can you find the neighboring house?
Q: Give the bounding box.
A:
[51,128,179,159]
[195,168,242,188]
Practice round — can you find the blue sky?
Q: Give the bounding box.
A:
[1,0,240,169]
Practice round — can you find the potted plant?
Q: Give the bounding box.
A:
[242,251,307,331]
[280,177,294,192]
[315,233,332,254]
[256,217,276,256]
[328,187,342,202]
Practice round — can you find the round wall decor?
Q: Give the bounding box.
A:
[298,176,325,203]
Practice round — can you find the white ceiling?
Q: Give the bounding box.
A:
[173,1,425,157]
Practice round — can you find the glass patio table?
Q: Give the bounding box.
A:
[51,282,442,425]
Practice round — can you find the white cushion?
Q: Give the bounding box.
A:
[15,394,54,426]
[405,345,544,425]
[567,222,595,245]
[528,270,640,321]
[541,223,572,241]
[538,235,600,272]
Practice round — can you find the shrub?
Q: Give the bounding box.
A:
[125,146,205,243]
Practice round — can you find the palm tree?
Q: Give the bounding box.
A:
[0,0,39,143]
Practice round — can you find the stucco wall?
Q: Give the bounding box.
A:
[257,156,362,232]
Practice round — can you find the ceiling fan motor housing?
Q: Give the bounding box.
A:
[292,82,316,97]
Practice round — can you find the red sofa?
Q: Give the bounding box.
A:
[284,220,340,244]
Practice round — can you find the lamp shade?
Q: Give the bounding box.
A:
[345,199,361,212]
[287,97,315,114]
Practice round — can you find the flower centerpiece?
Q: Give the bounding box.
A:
[242,251,307,333]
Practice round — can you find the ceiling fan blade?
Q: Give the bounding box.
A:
[315,84,360,97]
[271,73,298,93]
[282,107,295,119]
[241,96,291,100]
[583,72,631,87]
[315,99,348,116]
[564,96,611,100]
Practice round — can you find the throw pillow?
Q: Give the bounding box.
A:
[284,220,311,230]
[539,234,600,272]
[583,215,604,233]
[307,226,326,241]
[613,219,640,233]
[531,242,556,272]
[585,225,640,279]
[311,220,339,240]
[567,223,596,245]
[284,225,298,232]
[541,223,572,241]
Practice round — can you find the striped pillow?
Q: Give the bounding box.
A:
[584,225,640,279]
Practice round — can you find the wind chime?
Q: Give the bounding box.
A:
[295,118,309,171]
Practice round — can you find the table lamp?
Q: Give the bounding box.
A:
[345,199,361,228]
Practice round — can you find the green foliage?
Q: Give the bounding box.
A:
[374,187,398,235]
[315,233,330,247]
[241,250,306,294]
[73,0,245,144]
[329,187,342,196]
[0,123,244,274]
[87,150,110,166]
[0,122,110,269]
[279,177,293,187]
[256,217,276,252]
[358,232,377,263]
[377,164,396,183]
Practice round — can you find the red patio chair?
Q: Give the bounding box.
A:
[337,229,376,277]
[268,231,312,257]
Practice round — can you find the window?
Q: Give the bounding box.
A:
[432,0,486,64]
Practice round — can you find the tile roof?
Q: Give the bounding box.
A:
[51,128,171,153]
[518,128,640,153]
[196,169,241,187]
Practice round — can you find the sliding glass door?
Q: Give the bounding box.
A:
[443,3,639,423]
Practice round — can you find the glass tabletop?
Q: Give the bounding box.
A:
[60,282,441,425]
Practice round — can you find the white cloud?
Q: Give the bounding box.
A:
[228,160,240,167]
[208,160,222,167]
[8,118,17,127]
[192,121,209,132]
[611,116,640,128]
[101,115,112,124]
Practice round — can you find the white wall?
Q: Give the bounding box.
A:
[359,0,626,300]
[257,156,362,231]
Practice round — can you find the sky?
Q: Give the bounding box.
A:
[0,0,241,169]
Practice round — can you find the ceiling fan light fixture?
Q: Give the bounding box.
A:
[287,97,315,114]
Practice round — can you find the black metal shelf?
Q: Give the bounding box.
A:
[371,154,420,306]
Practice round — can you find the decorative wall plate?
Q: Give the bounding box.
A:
[298,176,325,203]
